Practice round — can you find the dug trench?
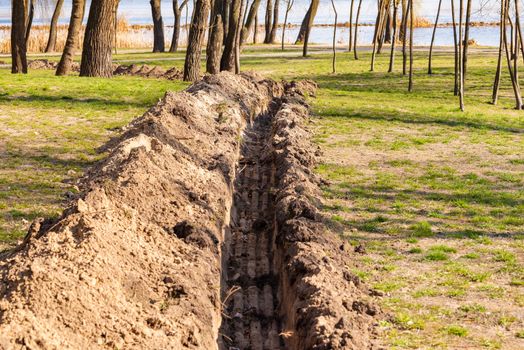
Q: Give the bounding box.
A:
[0,72,381,350]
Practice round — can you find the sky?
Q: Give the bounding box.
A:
[0,0,501,26]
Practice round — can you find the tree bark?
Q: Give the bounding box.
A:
[45,0,65,53]
[268,0,279,43]
[353,0,363,59]
[458,0,464,110]
[56,0,86,76]
[428,0,442,74]
[170,0,188,52]
[281,0,293,50]
[235,0,245,73]
[221,0,241,71]
[80,0,120,77]
[402,0,410,75]
[253,12,258,43]
[451,0,459,95]
[264,0,273,43]
[150,0,165,52]
[388,1,398,72]
[512,0,523,109]
[492,0,504,104]
[302,0,319,56]
[25,0,34,46]
[241,0,262,43]
[184,0,210,81]
[207,14,224,73]
[11,0,28,73]
[348,0,354,51]
[462,0,472,80]
[408,0,413,91]
[295,0,319,44]
[330,0,337,73]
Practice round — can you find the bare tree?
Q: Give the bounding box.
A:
[45,0,65,53]
[56,0,86,75]
[221,0,241,71]
[207,14,224,73]
[462,0,472,79]
[353,0,363,59]
[281,0,294,50]
[348,0,355,51]
[458,0,464,110]
[402,0,410,75]
[330,0,337,73]
[302,0,319,56]
[150,0,165,52]
[170,0,189,52]
[428,0,442,74]
[184,0,210,81]
[25,0,35,46]
[268,0,279,43]
[451,0,459,95]
[264,0,273,43]
[241,0,262,43]
[388,0,399,72]
[295,0,319,44]
[235,0,246,73]
[408,0,413,91]
[11,0,28,73]
[80,0,120,77]
[492,0,504,104]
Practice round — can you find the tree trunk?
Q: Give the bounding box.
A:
[281,0,293,50]
[330,0,337,73]
[170,0,188,52]
[458,0,464,110]
[80,0,120,77]
[353,0,363,59]
[45,0,65,52]
[402,0,410,75]
[371,0,388,71]
[384,2,392,43]
[235,0,245,73]
[11,0,28,73]
[451,0,459,95]
[492,0,504,104]
[184,0,210,81]
[399,0,407,41]
[302,0,319,56]
[264,0,273,43]
[428,0,442,74]
[150,0,165,52]
[348,0,354,51]
[221,0,241,71]
[388,2,398,72]
[408,0,414,91]
[462,0,472,80]
[56,0,86,76]
[207,14,224,73]
[222,0,230,41]
[241,0,262,43]
[25,0,34,46]
[269,0,279,43]
[512,0,523,109]
[253,12,258,43]
[295,0,319,44]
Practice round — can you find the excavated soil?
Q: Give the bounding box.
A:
[0,73,381,350]
[27,60,183,80]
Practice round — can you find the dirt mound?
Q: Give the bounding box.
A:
[0,72,282,349]
[28,59,57,70]
[269,83,382,349]
[112,64,183,80]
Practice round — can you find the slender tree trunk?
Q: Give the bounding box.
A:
[492,0,505,104]
[221,0,241,71]
[330,0,337,73]
[302,0,319,57]
[223,0,231,40]
[264,0,273,43]
[402,0,410,75]
[399,0,407,42]
[184,0,210,81]
[45,0,65,52]
[384,3,392,43]
[353,0,363,59]
[241,0,262,42]
[348,0,355,51]
[451,0,459,95]
[408,0,414,91]
[150,0,165,52]
[25,0,34,46]
[462,0,472,80]
[513,0,523,109]
[80,0,120,77]
[56,0,86,75]
[11,0,28,73]
[170,0,188,52]
[428,0,442,74]
[235,0,245,73]
[502,0,522,108]
[458,0,464,110]
[254,12,258,43]
[281,0,293,50]
[269,0,279,43]
[295,0,319,44]
[388,2,398,72]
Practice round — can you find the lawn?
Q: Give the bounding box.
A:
[1,46,523,349]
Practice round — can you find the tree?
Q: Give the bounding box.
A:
[301,0,319,56]
[281,0,294,50]
[348,0,355,51]
[170,0,189,52]
[428,0,442,74]
[492,0,504,105]
[56,0,86,76]
[11,0,28,73]
[408,0,414,91]
[241,0,262,43]
[450,0,459,95]
[45,0,65,53]
[221,0,241,71]
[264,0,273,43]
[207,14,223,73]
[150,0,165,52]
[330,0,337,73]
[80,0,120,77]
[184,0,210,81]
[353,0,363,59]
[295,0,319,44]
[388,0,399,72]
[269,0,279,43]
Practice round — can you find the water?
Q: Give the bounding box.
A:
[0,0,503,46]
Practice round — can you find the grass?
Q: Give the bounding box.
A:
[1,46,523,348]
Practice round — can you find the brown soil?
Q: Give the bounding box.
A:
[0,73,381,349]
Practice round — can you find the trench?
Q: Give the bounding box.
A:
[219,110,284,350]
